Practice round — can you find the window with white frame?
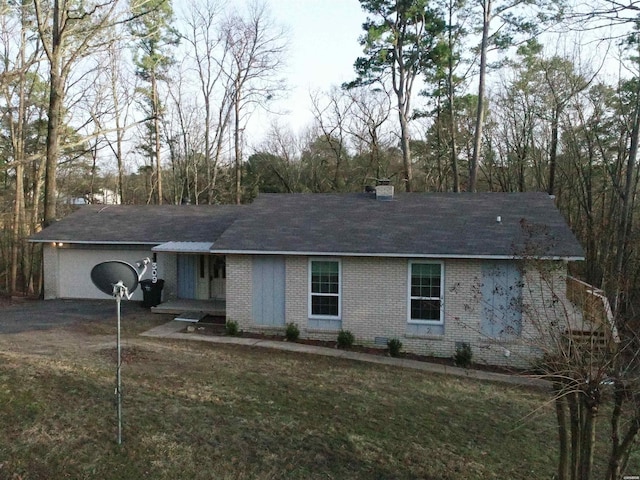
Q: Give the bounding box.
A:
[309,259,341,318]
[409,262,443,323]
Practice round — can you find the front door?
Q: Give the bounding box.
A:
[210,256,226,300]
[196,254,210,300]
[177,254,197,299]
[178,254,226,300]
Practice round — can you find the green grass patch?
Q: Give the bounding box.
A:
[0,332,636,479]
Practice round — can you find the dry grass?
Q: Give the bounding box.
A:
[0,316,635,479]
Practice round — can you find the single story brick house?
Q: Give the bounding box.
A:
[30,188,586,366]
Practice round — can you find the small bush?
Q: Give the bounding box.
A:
[225,320,239,336]
[285,322,300,342]
[454,342,473,368]
[387,338,403,357]
[337,330,355,348]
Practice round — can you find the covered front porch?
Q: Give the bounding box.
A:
[151,242,227,319]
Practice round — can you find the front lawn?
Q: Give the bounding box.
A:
[0,319,634,479]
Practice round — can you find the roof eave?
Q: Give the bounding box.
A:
[210,248,584,261]
[29,239,161,246]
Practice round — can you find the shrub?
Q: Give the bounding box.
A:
[285,322,300,342]
[337,330,355,348]
[454,342,473,368]
[387,338,403,357]
[225,320,239,336]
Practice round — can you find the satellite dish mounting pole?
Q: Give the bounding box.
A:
[112,280,129,446]
[90,258,149,446]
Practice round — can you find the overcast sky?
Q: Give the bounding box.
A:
[247,0,368,141]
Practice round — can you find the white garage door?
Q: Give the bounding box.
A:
[57,248,155,300]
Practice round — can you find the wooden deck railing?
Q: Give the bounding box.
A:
[566,276,620,345]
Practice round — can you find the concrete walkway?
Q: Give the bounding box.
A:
[141,320,552,390]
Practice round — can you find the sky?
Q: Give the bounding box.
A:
[247,0,368,141]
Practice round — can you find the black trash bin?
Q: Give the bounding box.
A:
[140,279,164,307]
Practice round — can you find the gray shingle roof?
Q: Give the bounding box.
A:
[29,205,240,244]
[30,193,584,260]
[211,192,584,259]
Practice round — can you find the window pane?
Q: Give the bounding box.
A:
[312,296,338,316]
[411,263,441,298]
[412,263,439,278]
[411,299,441,321]
[313,261,338,276]
[312,261,339,294]
[310,261,340,317]
[409,263,442,321]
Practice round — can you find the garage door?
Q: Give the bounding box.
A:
[57,248,154,300]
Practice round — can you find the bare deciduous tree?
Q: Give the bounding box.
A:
[34,0,119,223]
[219,1,287,204]
[180,0,231,204]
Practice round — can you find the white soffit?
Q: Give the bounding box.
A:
[152,242,213,253]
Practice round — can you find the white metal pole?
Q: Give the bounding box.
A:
[116,292,122,445]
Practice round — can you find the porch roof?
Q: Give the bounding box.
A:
[152,242,213,253]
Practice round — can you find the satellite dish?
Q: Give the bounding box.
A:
[91,261,140,297]
[89,258,149,446]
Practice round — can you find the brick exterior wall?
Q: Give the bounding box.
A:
[226,254,572,368]
[285,256,307,330]
[226,255,253,327]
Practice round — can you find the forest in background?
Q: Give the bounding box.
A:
[5,2,640,478]
[0,0,639,322]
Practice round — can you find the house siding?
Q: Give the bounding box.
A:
[225,254,571,367]
[159,253,178,300]
[43,244,155,300]
[42,244,59,300]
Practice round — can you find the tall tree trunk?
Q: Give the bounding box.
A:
[43,0,63,226]
[580,398,597,480]
[548,104,560,196]
[29,150,46,296]
[108,43,125,204]
[555,385,570,480]
[11,164,25,293]
[9,0,29,293]
[116,137,124,204]
[391,32,412,192]
[152,72,163,204]
[448,93,459,192]
[203,88,211,205]
[612,85,640,314]
[234,88,242,205]
[606,385,624,480]
[447,1,459,193]
[398,92,413,192]
[470,0,491,192]
[115,113,124,204]
[568,391,581,479]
